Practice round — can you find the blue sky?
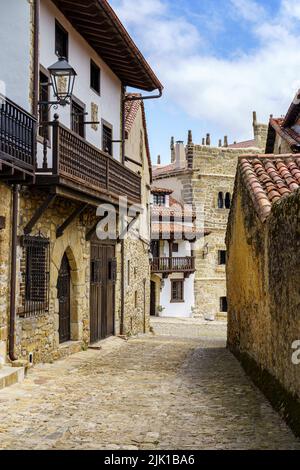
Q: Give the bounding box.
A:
[111,0,300,163]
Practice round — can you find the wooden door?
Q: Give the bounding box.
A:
[58,253,71,343]
[90,241,115,343]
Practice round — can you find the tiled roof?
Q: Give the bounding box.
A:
[125,93,152,178]
[228,139,257,149]
[151,186,174,195]
[239,154,300,222]
[152,162,187,178]
[152,195,195,218]
[269,117,300,149]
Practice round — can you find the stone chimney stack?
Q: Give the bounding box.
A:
[253,111,268,149]
[175,141,186,169]
[187,130,194,169]
[218,139,222,147]
[170,136,175,163]
[224,136,228,147]
[206,133,211,146]
[157,155,161,165]
[202,138,205,145]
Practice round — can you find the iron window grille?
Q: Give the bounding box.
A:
[21,234,50,317]
[91,259,102,284]
[108,258,117,284]
[71,100,85,138]
[218,192,224,209]
[153,194,166,206]
[39,70,50,139]
[225,192,231,209]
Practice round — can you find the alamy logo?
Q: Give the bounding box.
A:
[291,340,300,365]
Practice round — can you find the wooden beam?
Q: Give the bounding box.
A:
[24,194,56,235]
[56,203,88,238]
[86,215,107,241]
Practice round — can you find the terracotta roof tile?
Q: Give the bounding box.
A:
[151,186,174,195]
[228,139,257,149]
[239,154,300,222]
[151,223,210,239]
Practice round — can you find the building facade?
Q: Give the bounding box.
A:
[0,0,162,370]
[152,115,267,320]
[226,153,300,437]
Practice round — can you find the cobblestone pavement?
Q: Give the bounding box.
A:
[0,335,299,450]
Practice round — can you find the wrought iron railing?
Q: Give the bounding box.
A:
[0,94,36,173]
[38,118,141,204]
[151,257,195,273]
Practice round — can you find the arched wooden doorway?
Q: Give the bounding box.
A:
[57,253,71,343]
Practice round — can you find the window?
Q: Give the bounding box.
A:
[220,297,228,312]
[218,250,227,265]
[140,130,144,162]
[171,280,184,302]
[22,235,50,317]
[151,241,160,258]
[90,60,100,94]
[71,99,85,138]
[153,194,166,206]
[55,20,68,59]
[218,192,224,209]
[225,192,231,209]
[102,122,113,156]
[39,70,50,139]
[172,243,179,253]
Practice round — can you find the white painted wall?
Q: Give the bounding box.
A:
[160,273,195,318]
[38,0,122,167]
[159,240,194,318]
[0,0,32,111]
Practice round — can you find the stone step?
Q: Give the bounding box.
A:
[0,366,25,390]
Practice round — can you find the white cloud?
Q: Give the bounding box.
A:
[111,0,300,142]
[230,0,266,23]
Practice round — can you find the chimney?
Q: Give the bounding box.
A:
[202,138,205,145]
[188,130,193,145]
[253,111,257,126]
[157,155,161,165]
[218,139,222,147]
[170,136,175,163]
[224,136,228,147]
[175,141,186,169]
[187,130,194,169]
[206,133,211,146]
[253,111,268,149]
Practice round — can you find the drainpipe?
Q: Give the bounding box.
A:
[9,185,19,362]
[32,0,40,118]
[120,87,163,335]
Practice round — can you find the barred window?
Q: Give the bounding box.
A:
[102,123,113,156]
[153,194,166,206]
[22,235,50,317]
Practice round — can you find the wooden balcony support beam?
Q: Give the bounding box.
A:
[24,193,56,235]
[56,203,89,238]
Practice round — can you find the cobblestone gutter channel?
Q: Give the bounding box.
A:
[0,336,299,450]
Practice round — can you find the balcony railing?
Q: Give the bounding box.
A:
[151,257,195,273]
[38,119,141,204]
[0,94,36,176]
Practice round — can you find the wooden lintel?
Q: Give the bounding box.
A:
[24,193,56,235]
[56,203,89,238]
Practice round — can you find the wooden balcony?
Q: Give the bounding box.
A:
[36,118,141,206]
[0,94,36,182]
[151,257,195,278]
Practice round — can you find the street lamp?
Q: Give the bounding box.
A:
[47,57,77,106]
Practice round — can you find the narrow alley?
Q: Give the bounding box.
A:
[0,334,299,450]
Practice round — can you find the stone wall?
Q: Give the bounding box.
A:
[226,177,300,435]
[0,183,12,366]
[191,145,258,319]
[123,238,150,335]
[14,190,91,364]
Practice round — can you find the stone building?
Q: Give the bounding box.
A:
[150,187,206,318]
[0,0,162,376]
[152,114,267,319]
[226,153,300,437]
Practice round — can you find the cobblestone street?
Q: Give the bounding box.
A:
[0,334,299,450]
